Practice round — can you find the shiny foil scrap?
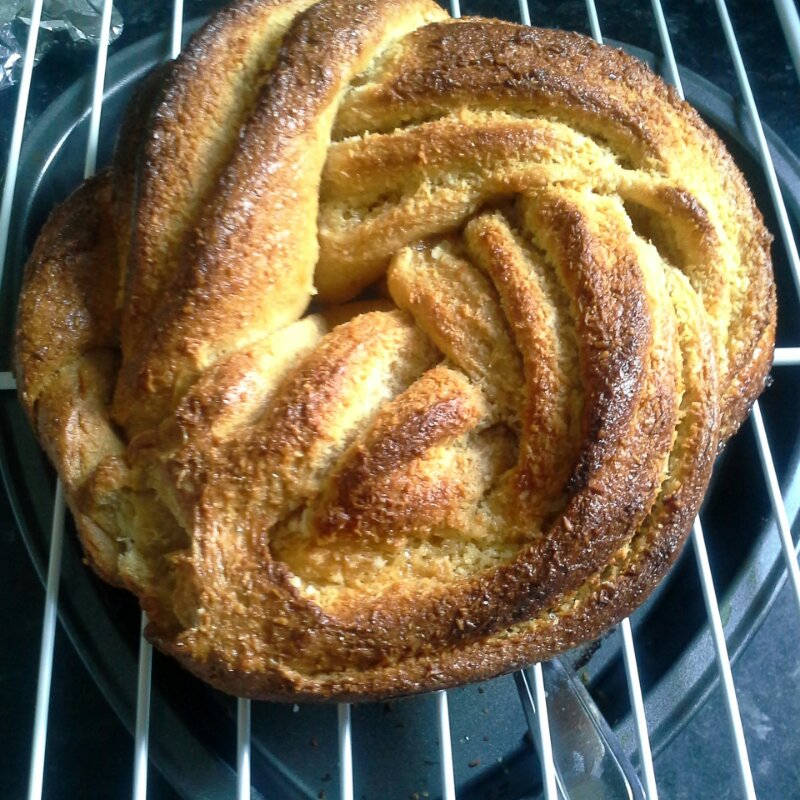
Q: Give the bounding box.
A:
[1,0,123,90]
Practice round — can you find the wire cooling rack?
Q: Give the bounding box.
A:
[2,1,799,798]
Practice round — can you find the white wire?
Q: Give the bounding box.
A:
[516,9,580,799]
[83,0,115,179]
[43,0,147,796]
[518,0,531,27]
[587,6,663,797]
[338,703,354,800]
[772,0,800,85]
[712,0,800,301]
[511,7,577,794]
[27,482,65,800]
[132,615,153,800]
[650,0,682,92]
[692,520,757,800]
[531,663,558,800]
[645,5,760,797]
[436,691,457,800]
[0,371,16,390]
[620,619,659,800]
[237,698,252,800]
[131,6,189,794]
[773,347,800,366]
[585,0,603,44]
[205,0,250,784]
[170,0,185,60]
[0,0,44,292]
[19,7,65,800]
[752,402,800,612]
[450,0,461,20]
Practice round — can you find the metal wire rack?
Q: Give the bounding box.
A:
[2,0,799,798]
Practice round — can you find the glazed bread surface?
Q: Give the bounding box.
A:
[15,0,775,700]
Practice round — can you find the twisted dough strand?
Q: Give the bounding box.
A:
[16,0,774,700]
[114,0,447,435]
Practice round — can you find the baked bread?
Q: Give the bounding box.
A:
[15,0,775,701]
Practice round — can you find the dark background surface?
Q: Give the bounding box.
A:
[1,0,799,798]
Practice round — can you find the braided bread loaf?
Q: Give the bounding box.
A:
[16,0,775,700]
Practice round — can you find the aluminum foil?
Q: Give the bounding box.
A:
[0,0,123,90]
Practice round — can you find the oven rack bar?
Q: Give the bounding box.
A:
[716,2,800,297]
[436,691,457,800]
[237,697,252,800]
[132,2,189,795]
[338,702,354,800]
[691,519,757,799]
[580,5,663,792]
[772,0,800,101]
[12,7,49,794]
[530,663,558,800]
[27,481,64,800]
[133,614,153,800]
[633,0,800,796]
[752,402,800,612]
[590,0,758,794]
[84,0,115,180]
[620,618,658,800]
[3,1,796,799]
[20,0,114,797]
[0,2,42,294]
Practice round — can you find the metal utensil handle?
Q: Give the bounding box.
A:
[515,659,645,799]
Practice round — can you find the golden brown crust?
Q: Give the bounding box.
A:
[14,174,128,582]
[15,1,774,701]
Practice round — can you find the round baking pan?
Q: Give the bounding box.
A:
[1,21,799,800]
